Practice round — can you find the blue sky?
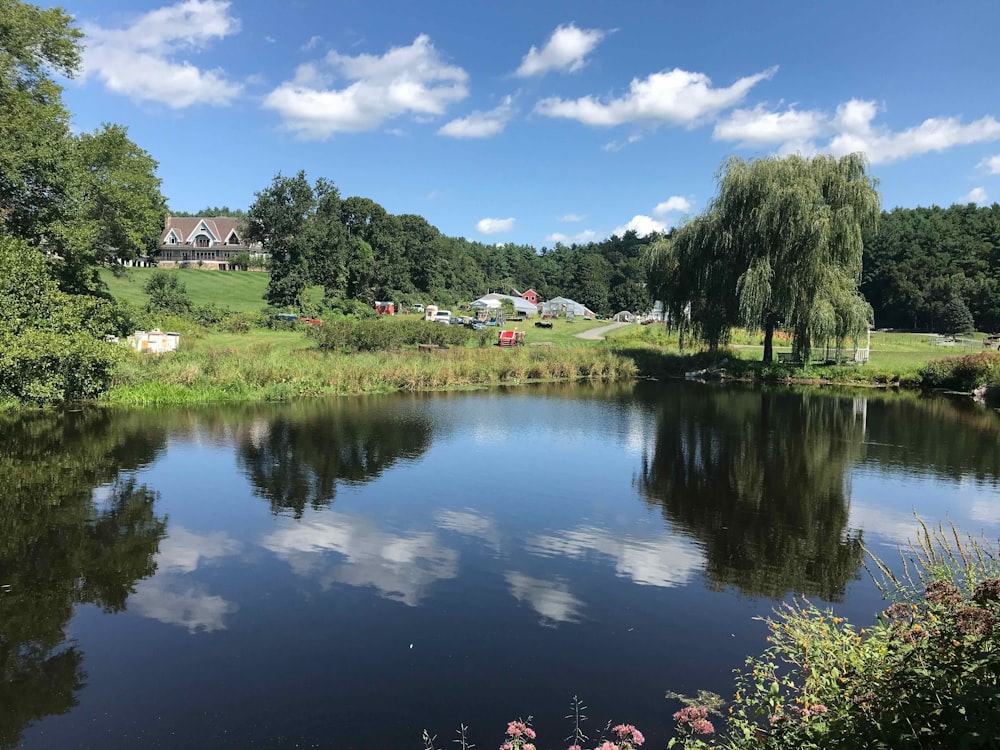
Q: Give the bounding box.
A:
[55,0,1000,247]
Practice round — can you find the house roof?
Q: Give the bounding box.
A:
[158,216,250,248]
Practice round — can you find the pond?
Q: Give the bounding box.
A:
[3,381,1000,749]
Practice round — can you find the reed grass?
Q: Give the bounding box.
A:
[103,344,638,405]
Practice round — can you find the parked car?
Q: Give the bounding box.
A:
[413,304,425,313]
[300,317,323,325]
[434,310,452,325]
[469,321,486,330]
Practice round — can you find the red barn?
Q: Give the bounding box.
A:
[521,289,539,305]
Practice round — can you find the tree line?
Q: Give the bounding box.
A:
[862,203,1000,333]
[242,171,657,314]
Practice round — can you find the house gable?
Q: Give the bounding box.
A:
[186,219,219,245]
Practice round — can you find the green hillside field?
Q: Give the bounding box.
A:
[99,267,275,312]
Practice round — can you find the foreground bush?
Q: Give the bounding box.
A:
[668,520,1000,749]
[919,351,1000,391]
[0,238,132,404]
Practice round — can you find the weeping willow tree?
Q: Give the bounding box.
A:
[649,154,880,361]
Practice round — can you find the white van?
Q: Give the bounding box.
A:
[433,310,452,325]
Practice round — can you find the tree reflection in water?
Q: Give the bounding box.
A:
[639,386,866,601]
[236,398,433,517]
[0,411,167,749]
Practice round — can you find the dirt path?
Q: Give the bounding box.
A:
[574,321,632,340]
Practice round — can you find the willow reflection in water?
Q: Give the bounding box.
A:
[638,386,866,601]
[0,411,167,749]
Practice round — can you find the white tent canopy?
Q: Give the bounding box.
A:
[470,293,538,316]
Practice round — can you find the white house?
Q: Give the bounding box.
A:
[157,216,269,270]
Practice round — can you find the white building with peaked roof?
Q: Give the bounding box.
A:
[157,216,268,270]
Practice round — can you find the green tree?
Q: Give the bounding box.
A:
[609,279,652,315]
[55,123,166,292]
[243,171,316,308]
[662,154,880,361]
[942,296,975,335]
[340,196,409,301]
[143,271,191,314]
[304,177,348,299]
[0,0,81,244]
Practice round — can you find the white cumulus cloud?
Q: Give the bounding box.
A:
[264,34,468,139]
[714,99,1000,165]
[613,215,666,238]
[535,66,776,128]
[81,0,243,107]
[545,229,598,244]
[828,100,1000,164]
[476,217,516,234]
[439,95,514,138]
[978,154,1000,174]
[961,187,989,205]
[516,23,606,77]
[653,196,692,216]
[713,103,825,146]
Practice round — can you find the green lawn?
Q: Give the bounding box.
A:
[100,267,274,312]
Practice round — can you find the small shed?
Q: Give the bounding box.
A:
[127,329,179,354]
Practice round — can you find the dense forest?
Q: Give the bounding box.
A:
[862,203,1000,332]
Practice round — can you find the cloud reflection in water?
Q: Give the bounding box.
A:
[130,526,241,633]
[527,525,704,588]
[262,512,458,606]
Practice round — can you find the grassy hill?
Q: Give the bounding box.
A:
[100,268,282,312]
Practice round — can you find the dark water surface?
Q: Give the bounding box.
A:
[3,381,1000,749]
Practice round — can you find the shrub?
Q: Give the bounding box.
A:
[143,271,191,314]
[0,330,123,403]
[668,519,1000,749]
[919,352,1000,391]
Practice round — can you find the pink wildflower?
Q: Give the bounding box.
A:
[690,719,715,735]
[597,742,616,750]
[523,745,535,750]
[568,746,582,750]
[611,724,644,746]
[500,744,513,750]
[672,706,709,724]
[506,722,524,738]
[811,704,827,713]
[524,728,536,740]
